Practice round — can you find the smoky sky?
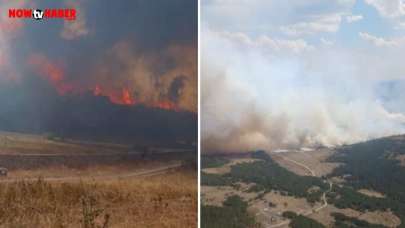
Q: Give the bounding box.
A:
[15,0,197,54]
[0,0,197,143]
[1,0,197,112]
[201,0,405,154]
[15,0,197,70]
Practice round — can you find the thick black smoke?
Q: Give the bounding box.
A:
[0,0,197,145]
[0,79,197,145]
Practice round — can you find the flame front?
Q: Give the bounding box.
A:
[27,52,188,112]
[92,86,135,106]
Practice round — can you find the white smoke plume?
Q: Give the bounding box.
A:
[201,26,405,154]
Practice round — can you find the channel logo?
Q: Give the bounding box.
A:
[8,8,76,21]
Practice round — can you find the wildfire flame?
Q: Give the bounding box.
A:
[28,54,181,112]
[157,101,178,110]
[28,53,75,95]
[122,88,135,105]
[91,85,179,111]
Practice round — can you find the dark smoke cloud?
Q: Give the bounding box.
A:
[1,0,197,110]
[0,0,197,142]
[168,75,187,103]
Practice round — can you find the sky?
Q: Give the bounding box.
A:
[202,0,405,153]
[0,0,197,112]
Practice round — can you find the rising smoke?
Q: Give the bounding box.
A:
[24,42,197,111]
[201,27,405,154]
[0,0,197,143]
[0,0,197,112]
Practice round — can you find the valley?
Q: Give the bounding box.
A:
[201,135,405,228]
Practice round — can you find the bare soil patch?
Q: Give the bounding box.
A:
[358,189,386,198]
[202,158,259,175]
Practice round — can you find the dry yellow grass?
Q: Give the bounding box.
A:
[8,161,171,179]
[0,170,197,228]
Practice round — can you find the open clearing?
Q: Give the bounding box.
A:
[202,158,259,175]
[249,190,324,227]
[270,149,340,177]
[201,184,258,207]
[357,189,386,198]
[270,149,400,228]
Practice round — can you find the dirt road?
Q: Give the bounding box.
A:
[268,152,333,228]
[0,162,182,183]
[276,154,316,176]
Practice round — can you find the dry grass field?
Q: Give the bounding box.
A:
[0,131,197,228]
[0,171,197,228]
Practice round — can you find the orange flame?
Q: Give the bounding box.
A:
[91,85,179,111]
[28,53,74,95]
[29,54,181,112]
[122,88,135,105]
[92,86,139,106]
[156,100,178,111]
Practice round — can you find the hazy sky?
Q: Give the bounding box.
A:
[202,0,405,153]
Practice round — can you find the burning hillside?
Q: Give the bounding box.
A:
[0,81,197,145]
[25,43,196,112]
[0,0,197,144]
[0,1,197,113]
